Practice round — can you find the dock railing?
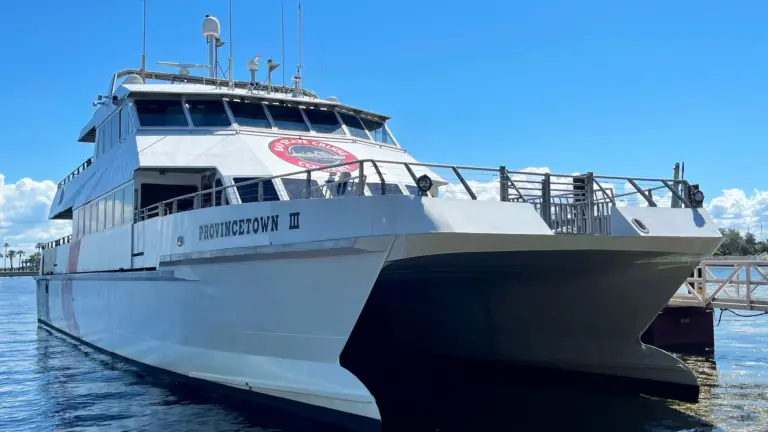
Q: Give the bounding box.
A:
[671,259,768,311]
[132,159,701,236]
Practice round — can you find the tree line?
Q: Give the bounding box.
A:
[715,228,768,257]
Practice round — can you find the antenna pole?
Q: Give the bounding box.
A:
[281,0,285,87]
[228,0,234,87]
[298,0,303,80]
[141,0,147,79]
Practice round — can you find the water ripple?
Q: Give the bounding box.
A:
[0,277,766,431]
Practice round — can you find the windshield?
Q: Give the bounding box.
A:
[360,117,395,145]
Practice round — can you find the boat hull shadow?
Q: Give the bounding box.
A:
[341,249,703,422]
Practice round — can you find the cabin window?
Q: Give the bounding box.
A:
[265,105,310,132]
[73,208,80,239]
[404,185,419,196]
[106,192,115,229]
[79,207,86,237]
[123,184,134,223]
[368,183,404,196]
[98,198,106,232]
[110,115,119,149]
[303,108,345,135]
[227,101,271,129]
[282,178,325,199]
[89,201,97,234]
[338,112,369,140]
[186,100,231,127]
[119,107,131,141]
[233,177,280,203]
[114,187,124,226]
[134,100,188,127]
[360,118,395,145]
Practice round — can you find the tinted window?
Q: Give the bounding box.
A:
[282,178,324,199]
[123,184,134,224]
[360,117,395,145]
[114,188,124,226]
[86,203,94,235]
[338,112,369,140]
[98,198,106,232]
[119,108,131,140]
[304,108,344,135]
[134,100,188,127]
[106,193,114,229]
[73,207,80,239]
[368,183,404,196]
[405,185,420,196]
[233,177,280,203]
[110,115,119,149]
[266,105,309,132]
[228,101,271,128]
[186,100,231,127]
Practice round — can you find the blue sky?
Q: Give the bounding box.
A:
[1,0,767,197]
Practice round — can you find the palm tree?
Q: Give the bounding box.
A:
[8,250,16,271]
[3,243,8,270]
[16,251,25,270]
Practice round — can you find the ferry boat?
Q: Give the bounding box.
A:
[36,12,723,431]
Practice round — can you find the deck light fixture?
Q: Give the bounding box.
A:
[416,175,433,194]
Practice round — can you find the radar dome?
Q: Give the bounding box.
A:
[202,15,221,38]
[122,74,144,85]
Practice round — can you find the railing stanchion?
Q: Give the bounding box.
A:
[541,174,552,228]
[585,171,594,234]
[258,181,264,202]
[305,171,312,199]
[357,163,366,196]
[499,165,509,202]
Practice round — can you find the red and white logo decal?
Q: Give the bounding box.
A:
[269,138,358,173]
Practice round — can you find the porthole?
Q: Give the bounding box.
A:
[631,218,649,234]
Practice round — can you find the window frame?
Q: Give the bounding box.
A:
[184,97,235,129]
[336,110,372,141]
[263,102,312,133]
[133,96,192,130]
[226,99,275,130]
[302,107,347,136]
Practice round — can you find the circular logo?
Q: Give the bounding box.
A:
[269,138,358,172]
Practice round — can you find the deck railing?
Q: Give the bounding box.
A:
[40,235,72,250]
[133,159,701,236]
[57,157,94,190]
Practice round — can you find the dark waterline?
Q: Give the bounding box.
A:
[1,277,766,431]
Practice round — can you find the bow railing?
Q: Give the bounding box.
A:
[131,159,701,237]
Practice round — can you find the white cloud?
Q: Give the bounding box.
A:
[1,168,766,265]
[0,174,70,261]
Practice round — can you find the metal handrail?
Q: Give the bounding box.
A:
[41,235,72,250]
[132,158,699,230]
[43,159,705,251]
[58,157,94,189]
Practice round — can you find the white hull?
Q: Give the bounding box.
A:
[37,197,723,429]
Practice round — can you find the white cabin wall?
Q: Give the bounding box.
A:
[76,224,133,272]
[42,248,58,274]
[45,244,71,275]
[132,218,162,269]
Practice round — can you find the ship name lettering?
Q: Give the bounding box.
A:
[199,214,284,241]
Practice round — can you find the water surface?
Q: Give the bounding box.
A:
[1,277,766,431]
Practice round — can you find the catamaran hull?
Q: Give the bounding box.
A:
[35,233,719,430]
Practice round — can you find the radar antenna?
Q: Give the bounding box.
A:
[157,61,211,76]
